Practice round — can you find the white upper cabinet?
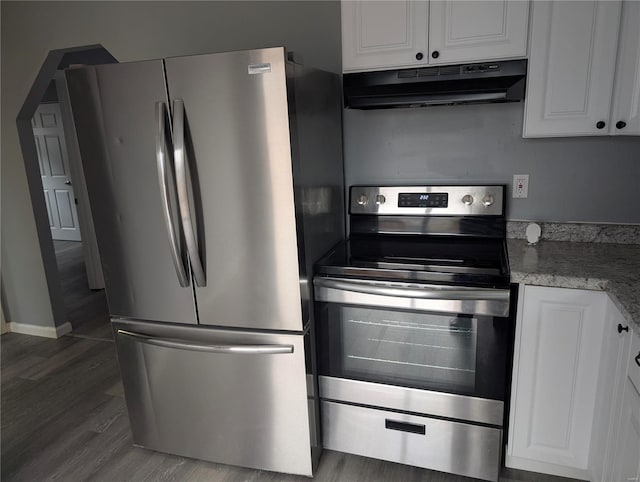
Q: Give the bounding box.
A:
[521,0,640,137]
[341,1,429,72]
[610,0,640,136]
[428,1,529,65]
[523,1,622,137]
[341,0,529,73]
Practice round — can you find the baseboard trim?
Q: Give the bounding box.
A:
[8,321,73,339]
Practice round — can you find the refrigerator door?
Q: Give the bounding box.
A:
[113,319,313,476]
[65,61,197,324]
[163,48,303,331]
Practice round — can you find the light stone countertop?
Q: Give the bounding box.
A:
[508,239,640,331]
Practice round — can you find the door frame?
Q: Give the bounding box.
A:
[54,71,104,288]
[16,45,117,330]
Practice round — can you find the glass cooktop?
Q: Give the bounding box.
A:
[316,235,510,288]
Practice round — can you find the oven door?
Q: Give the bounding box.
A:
[314,277,513,404]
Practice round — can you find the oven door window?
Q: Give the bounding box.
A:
[317,303,509,400]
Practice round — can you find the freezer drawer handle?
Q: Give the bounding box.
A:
[385,419,426,435]
[172,99,206,287]
[155,101,189,287]
[117,329,293,354]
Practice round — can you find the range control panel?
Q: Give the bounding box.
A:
[398,192,448,208]
[350,186,504,216]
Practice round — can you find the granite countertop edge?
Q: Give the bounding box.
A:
[508,239,640,332]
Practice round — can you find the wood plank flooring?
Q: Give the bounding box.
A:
[4,241,580,480]
[1,331,581,482]
[53,240,111,340]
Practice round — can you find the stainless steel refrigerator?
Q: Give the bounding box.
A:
[64,47,344,476]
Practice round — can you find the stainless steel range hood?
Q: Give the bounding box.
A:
[343,59,527,109]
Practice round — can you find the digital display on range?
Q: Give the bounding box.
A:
[398,192,448,208]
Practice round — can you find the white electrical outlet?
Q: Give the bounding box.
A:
[513,174,529,198]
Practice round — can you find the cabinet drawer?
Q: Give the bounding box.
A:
[321,400,502,481]
[628,331,640,393]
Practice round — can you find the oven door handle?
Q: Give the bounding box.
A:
[314,277,510,317]
[314,277,509,300]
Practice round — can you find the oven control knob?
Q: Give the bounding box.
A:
[375,194,386,205]
[482,194,495,207]
[462,194,474,206]
[357,194,369,206]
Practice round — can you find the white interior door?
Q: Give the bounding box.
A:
[33,103,82,241]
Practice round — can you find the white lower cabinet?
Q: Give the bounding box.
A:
[590,297,633,481]
[508,285,640,481]
[608,332,640,482]
[507,286,608,479]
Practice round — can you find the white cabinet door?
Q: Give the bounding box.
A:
[610,0,640,136]
[610,378,640,482]
[428,1,529,65]
[590,300,633,482]
[342,1,429,72]
[523,1,622,137]
[507,286,607,479]
[609,332,640,482]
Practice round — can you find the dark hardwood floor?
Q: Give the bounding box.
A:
[2,241,580,481]
[1,330,581,481]
[53,240,111,340]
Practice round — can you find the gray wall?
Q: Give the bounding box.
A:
[344,102,640,223]
[1,1,341,327]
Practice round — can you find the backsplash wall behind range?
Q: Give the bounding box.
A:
[343,102,640,223]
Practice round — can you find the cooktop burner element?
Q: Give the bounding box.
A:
[316,185,510,288]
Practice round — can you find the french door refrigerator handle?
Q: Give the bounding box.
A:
[172,99,206,287]
[155,101,189,287]
[117,330,294,354]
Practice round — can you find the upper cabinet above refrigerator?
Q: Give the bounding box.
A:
[341,0,530,73]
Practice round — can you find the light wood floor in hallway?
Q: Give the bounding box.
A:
[2,242,581,481]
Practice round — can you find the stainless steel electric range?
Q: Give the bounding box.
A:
[314,185,515,482]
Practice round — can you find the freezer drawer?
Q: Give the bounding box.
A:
[113,320,313,476]
[321,400,502,481]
